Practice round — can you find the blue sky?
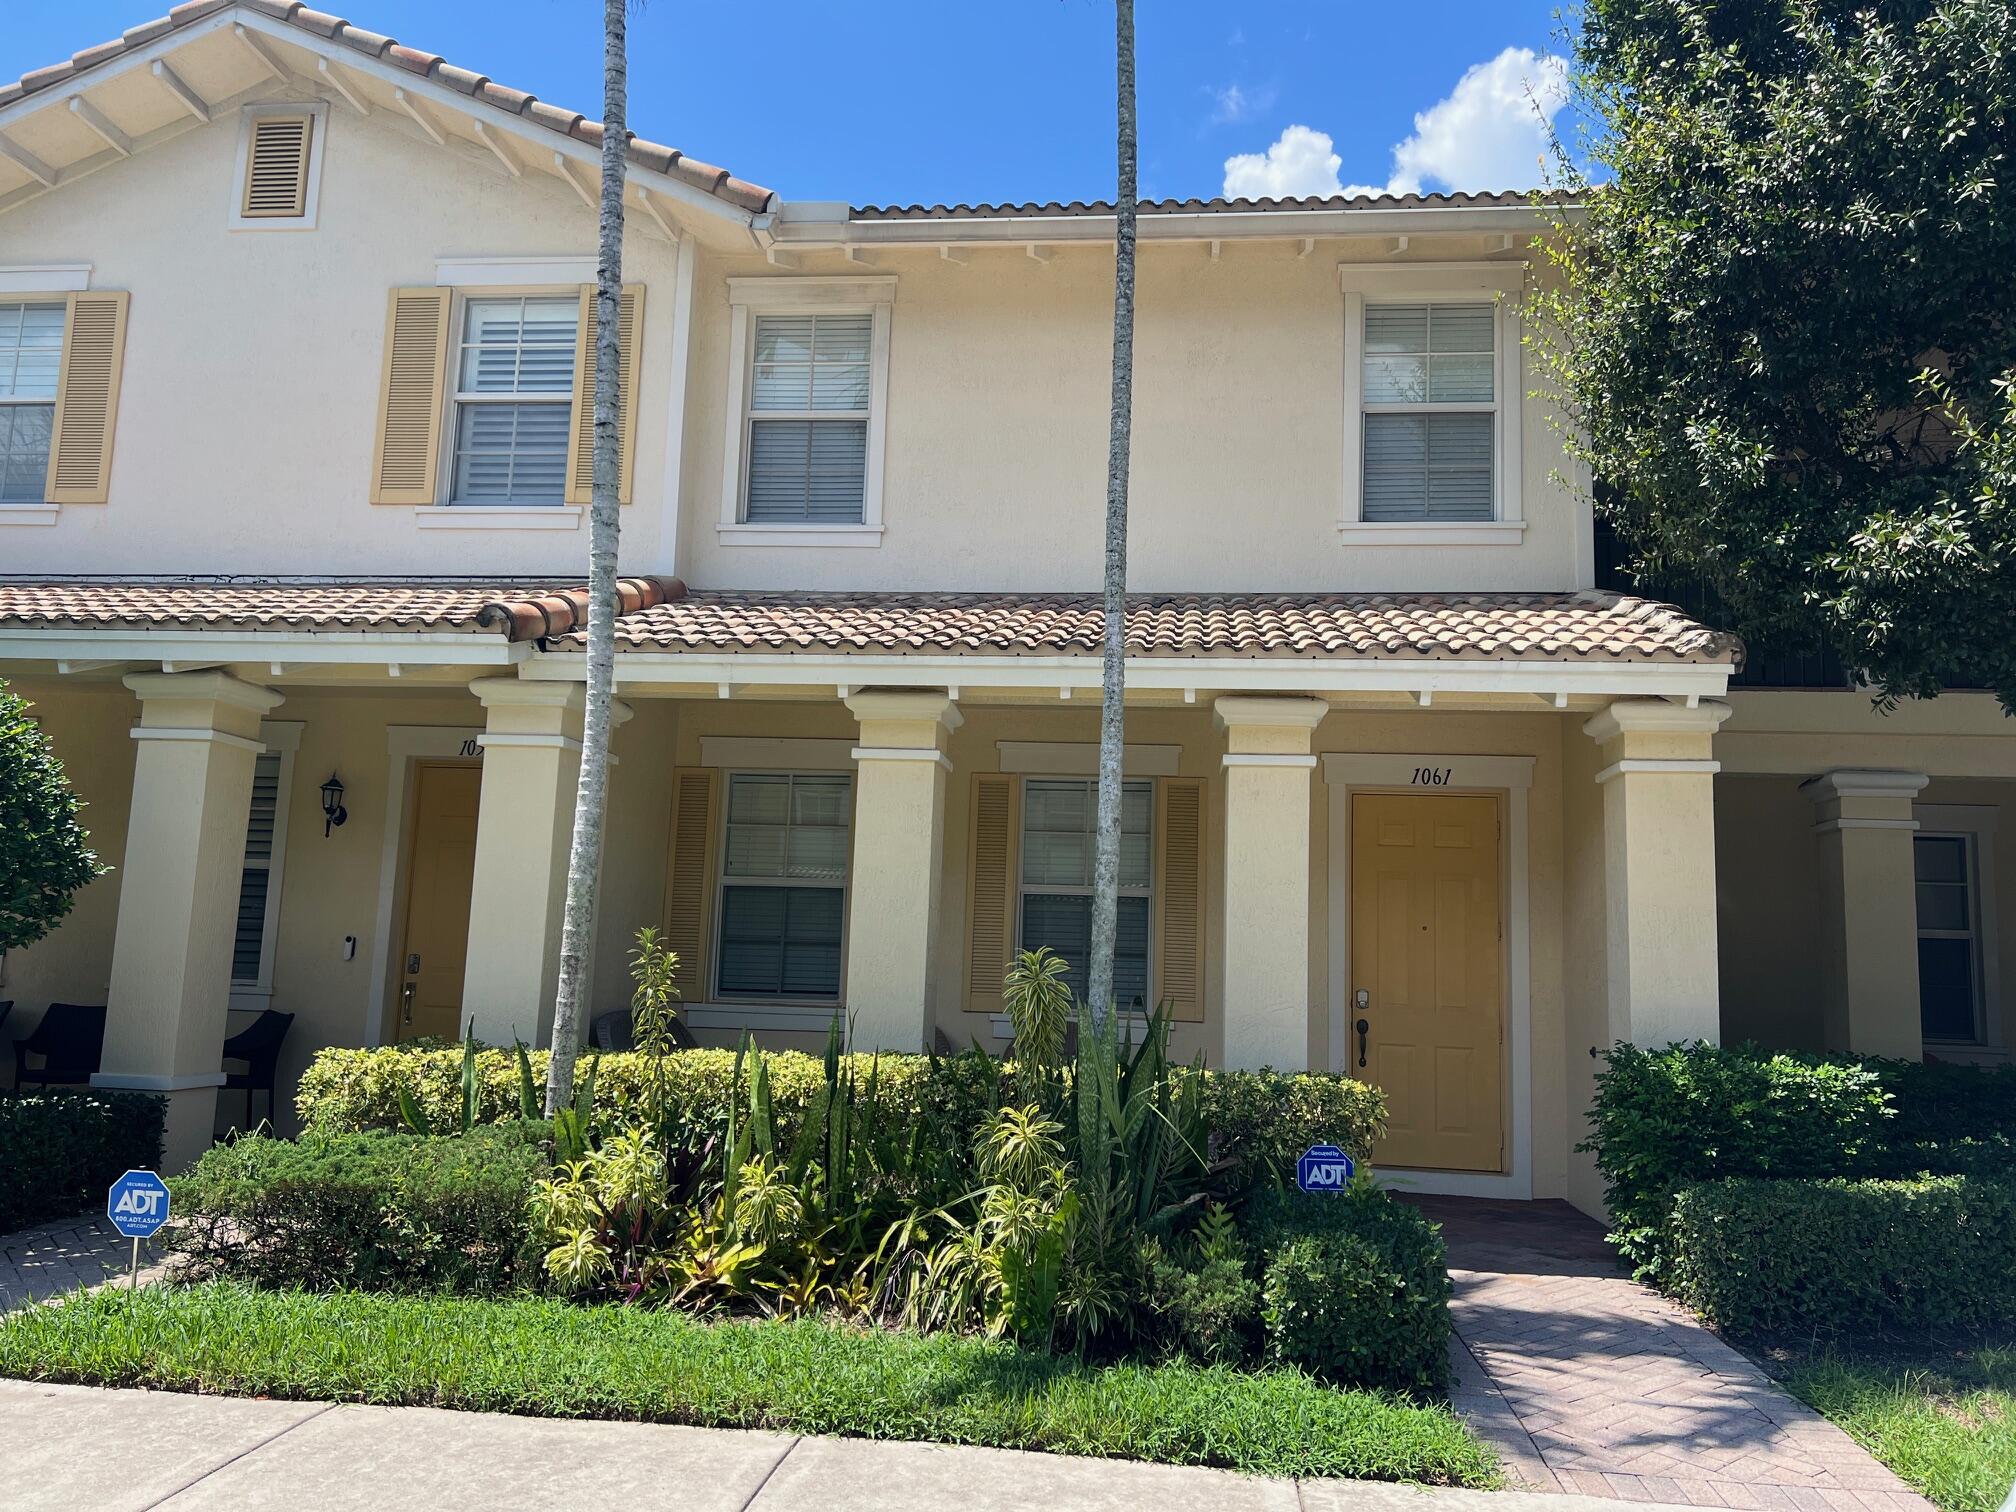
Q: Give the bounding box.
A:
[6,2,1579,206]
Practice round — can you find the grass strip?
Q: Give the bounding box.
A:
[0,1283,1497,1486]
[1783,1350,2016,1512]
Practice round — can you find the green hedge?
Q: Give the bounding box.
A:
[1873,1059,2016,1166]
[0,1089,165,1233]
[295,1045,1386,1194]
[1668,1175,2016,1335]
[1250,1184,1452,1395]
[167,1124,547,1293]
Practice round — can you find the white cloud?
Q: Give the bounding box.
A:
[1221,47,1569,202]
[1221,124,1341,202]
[1207,82,1276,126]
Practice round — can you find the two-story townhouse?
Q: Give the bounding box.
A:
[1,2,2008,1201]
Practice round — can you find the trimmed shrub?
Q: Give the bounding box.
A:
[295,1045,1384,1195]
[1581,1041,1893,1278]
[0,1089,165,1233]
[1667,1174,2016,1335]
[1252,1183,1451,1395]
[1871,1059,2016,1168]
[168,1124,546,1293]
[1142,1246,1261,1365]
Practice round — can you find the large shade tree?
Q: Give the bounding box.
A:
[0,679,102,952]
[1536,0,2016,708]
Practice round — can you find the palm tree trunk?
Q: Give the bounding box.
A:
[546,0,628,1114]
[1085,0,1138,1035]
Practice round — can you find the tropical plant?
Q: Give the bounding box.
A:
[546,0,633,1111]
[1086,0,1140,1024]
[1002,946,1071,1104]
[0,677,105,952]
[628,926,681,1134]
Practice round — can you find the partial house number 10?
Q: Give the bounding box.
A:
[1411,767,1455,786]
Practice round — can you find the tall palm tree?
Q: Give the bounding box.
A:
[1085,0,1138,1033]
[546,0,629,1114]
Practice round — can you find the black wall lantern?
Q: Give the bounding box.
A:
[320,773,348,837]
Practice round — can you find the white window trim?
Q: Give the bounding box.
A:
[1915,804,2002,1049]
[0,265,90,293]
[1338,262,1525,541]
[1017,776,1156,1010]
[229,102,328,232]
[713,769,855,1007]
[230,719,302,1009]
[718,276,894,546]
[0,293,65,517]
[436,256,595,288]
[439,288,581,509]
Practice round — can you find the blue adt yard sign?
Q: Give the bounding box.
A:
[1296,1144,1356,1193]
[107,1169,170,1239]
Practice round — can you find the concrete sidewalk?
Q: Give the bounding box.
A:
[1,1379,1726,1512]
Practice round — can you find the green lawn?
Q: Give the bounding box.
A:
[1778,1346,2016,1512]
[0,1284,1498,1486]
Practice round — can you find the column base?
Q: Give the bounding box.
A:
[90,1073,225,1173]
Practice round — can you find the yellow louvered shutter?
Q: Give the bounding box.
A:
[370,288,451,505]
[45,291,129,505]
[241,112,314,217]
[564,282,644,505]
[965,774,1021,1016]
[1154,778,1207,1023]
[663,767,719,1005]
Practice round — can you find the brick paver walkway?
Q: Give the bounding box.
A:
[1404,1196,1933,1510]
[0,1214,166,1315]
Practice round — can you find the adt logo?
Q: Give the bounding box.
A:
[1296,1143,1356,1193]
[107,1170,171,1239]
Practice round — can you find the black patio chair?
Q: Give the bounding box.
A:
[589,1008,698,1052]
[12,1003,106,1090]
[221,1009,295,1129]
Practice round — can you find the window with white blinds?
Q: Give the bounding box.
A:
[232,751,284,985]
[743,314,871,524]
[1018,778,1153,1010]
[0,302,62,503]
[448,296,578,505]
[716,772,852,1000]
[1362,302,1496,522]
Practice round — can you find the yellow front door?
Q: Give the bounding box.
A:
[1350,791,1504,1172]
[395,761,480,1042]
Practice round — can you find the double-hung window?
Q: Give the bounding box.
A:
[716,772,852,1000]
[448,295,578,505]
[1018,778,1153,1009]
[745,313,871,524]
[1916,831,1984,1043]
[1361,302,1497,522]
[0,302,62,503]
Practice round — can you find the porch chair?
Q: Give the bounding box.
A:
[221,1009,295,1129]
[590,1008,699,1052]
[12,1003,107,1090]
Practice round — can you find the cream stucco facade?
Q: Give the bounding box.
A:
[1,4,2008,1197]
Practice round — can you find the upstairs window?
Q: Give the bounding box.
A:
[716,772,852,1000]
[0,302,61,503]
[745,313,871,524]
[448,296,578,505]
[1019,778,1153,1010]
[1361,302,1496,522]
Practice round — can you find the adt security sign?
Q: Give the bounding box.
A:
[107,1169,170,1239]
[1296,1144,1356,1193]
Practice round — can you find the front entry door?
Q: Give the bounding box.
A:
[1350,791,1504,1172]
[395,761,480,1041]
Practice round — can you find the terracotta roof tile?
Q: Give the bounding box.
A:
[4,2,775,217]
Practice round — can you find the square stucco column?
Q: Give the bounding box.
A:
[1584,698,1733,1048]
[461,679,630,1050]
[1217,695,1328,1072]
[844,690,961,1052]
[98,671,284,1171]
[1802,769,1928,1060]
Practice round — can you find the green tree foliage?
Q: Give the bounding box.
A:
[1534,0,2016,705]
[0,678,103,950]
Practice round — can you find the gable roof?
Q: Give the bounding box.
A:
[0,0,773,216]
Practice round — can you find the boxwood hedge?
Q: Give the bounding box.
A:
[0,1089,165,1233]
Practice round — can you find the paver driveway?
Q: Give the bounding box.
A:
[1405,1195,1933,1510]
[0,1214,164,1315]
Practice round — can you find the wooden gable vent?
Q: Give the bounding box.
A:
[241,113,315,218]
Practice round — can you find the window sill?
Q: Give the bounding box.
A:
[415,506,583,530]
[1923,1039,2008,1065]
[717,523,884,548]
[681,1001,845,1033]
[1335,521,1527,546]
[0,504,58,526]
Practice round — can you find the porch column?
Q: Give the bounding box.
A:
[1802,769,1927,1059]
[1216,695,1328,1072]
[844,689,961,1051]
[461,679,630,1049]
[1583,698,1732,1047]
[97,671,284,1170]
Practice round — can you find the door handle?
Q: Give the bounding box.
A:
[1355,1018,1369,1069]
[400,980,416,1026]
